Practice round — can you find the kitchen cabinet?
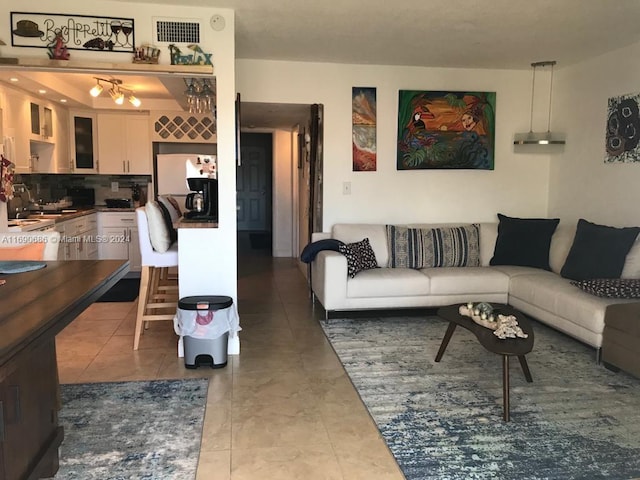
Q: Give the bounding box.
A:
[29,102,54,141]
[97,113,151,174]
[69,111,98,173]
[2,91,30,174]
[55,213,98,260]
[98,211,141,273]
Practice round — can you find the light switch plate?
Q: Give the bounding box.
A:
[111,182,119,192]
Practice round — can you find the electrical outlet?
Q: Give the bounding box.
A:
[111,181,119,192]
[342,182,351,195]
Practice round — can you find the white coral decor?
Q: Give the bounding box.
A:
[458,304,529,340]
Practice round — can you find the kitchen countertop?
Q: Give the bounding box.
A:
[26,206,136,224]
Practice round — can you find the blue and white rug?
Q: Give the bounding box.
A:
[54,379,208,480]
[321,315,640,480]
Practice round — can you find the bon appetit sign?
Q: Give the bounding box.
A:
[10,12,135,52]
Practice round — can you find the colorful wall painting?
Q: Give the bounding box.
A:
[352,87,377,171]
[397,90,496,170]
[605,92,640,163]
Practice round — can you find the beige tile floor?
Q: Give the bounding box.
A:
[55,242,405,479]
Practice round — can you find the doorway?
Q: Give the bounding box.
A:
[236,132,273,256]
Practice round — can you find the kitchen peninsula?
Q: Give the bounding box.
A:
[0,259,128,479]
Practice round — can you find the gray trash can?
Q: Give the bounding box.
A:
[178,295,233,369]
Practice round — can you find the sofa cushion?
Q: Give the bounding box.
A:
[560,219,640,280]
[621,234,640,278]
[571,278,640,298]
[549,222,578,274]
[347,267,431,298]
[490,213,559,270]
[339,238,378,278]
[387,224,480,268]
[422,267,510,295]
[333,224,388,267]
[508,272,631,334]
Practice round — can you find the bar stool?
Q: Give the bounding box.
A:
[133,206,179,350]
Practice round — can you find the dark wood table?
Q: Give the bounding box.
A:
[0,259,128,480]
[435,303,534,421]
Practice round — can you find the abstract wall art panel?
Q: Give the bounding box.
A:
[397,90,496,170]
[605,92,640,163]
[352,87,377,172]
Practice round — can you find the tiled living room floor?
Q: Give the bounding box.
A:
[55,243,404,479]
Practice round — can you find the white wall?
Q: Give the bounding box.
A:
[272,129,294,257]
[237,60,551,231]
[550,41,640,227]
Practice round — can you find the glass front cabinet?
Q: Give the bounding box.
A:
[69,111,98,173]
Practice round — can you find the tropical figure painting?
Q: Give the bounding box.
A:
[352,87,377,171]
[397,90,496,170]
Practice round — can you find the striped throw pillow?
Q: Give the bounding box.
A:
[387,224,480,268]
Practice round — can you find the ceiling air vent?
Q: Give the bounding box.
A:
[154,19,201,44]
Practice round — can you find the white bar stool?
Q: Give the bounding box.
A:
[133,206,179,350]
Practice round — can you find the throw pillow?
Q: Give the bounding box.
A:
[386,225,425,268]
[158,195,182,223]
[156,199,178,244]
[338,238,378,278]
[145,201,173,253]
[490,213,560,270]
[561,219,640,280]
[0,243,46,261]
[571,278,640,298]
[386,224,480,268]
[421,224,481,267]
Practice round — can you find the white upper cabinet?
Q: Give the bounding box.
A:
[97,113,151,174]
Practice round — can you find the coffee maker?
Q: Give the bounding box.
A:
[184,177,219,221]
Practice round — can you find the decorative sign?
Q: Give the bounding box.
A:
[10,12,135,52]
[168,44,213,65]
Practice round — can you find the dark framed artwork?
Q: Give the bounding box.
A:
[397,90,496,170]
[352,87,377,171]
[605,92,640,163]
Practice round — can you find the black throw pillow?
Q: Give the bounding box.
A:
[156,199,178,244]
[560,219,640,281]
[490,213,560,270]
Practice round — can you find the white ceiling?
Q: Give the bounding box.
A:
[3,0,640,129]
[127,0,640,69]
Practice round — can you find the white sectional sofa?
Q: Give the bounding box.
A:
[310,221,640,353]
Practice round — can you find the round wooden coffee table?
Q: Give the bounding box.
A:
[435,303,535,421]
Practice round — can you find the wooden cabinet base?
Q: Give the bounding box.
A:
[25,427,64,480]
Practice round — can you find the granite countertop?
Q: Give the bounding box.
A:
[27,206,136,223]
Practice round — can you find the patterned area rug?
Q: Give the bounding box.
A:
[320,315,640,480]
[54,379,208,480]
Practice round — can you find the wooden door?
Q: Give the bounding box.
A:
[236,132,272,231]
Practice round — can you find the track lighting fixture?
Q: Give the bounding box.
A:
[89,77,141,107]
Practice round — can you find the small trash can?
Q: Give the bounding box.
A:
[177,295,234,369]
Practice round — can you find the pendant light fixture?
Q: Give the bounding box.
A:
[514,61,565,145]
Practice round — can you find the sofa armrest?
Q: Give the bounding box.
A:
[311,250,347,311]
[312,232,331,242]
